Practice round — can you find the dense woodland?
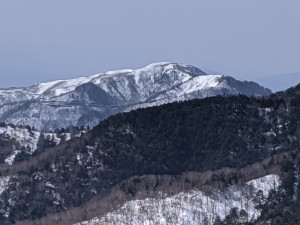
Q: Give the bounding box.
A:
[0,84,300,224]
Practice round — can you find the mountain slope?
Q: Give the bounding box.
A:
[0,63,271,131]
[0,123,88,166]
[0,124,40,165]
[75,174,281,225]
[0,87,299,224]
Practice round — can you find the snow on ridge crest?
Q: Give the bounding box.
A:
[31,74,102,97]
[1,62,207,101]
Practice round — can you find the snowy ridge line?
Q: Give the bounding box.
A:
[1,62,200,101]
[4,63,212,100]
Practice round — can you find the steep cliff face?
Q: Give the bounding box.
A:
[0,63,271,131]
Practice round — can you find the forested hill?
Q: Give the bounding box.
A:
[0,84,299,225]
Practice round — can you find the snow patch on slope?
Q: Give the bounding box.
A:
[42,132,71,145]
[0,125,41,165]
[75,174,280,225]
[180,75,223,91]
[5,151,21,165]
[0,176,11,195]
[0,126,40,153]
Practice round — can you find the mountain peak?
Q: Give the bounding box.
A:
[139,62,208,77]
[0,63,271,130]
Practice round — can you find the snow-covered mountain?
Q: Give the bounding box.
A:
[0,62,271,130]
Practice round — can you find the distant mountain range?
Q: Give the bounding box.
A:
[0,62,271,131]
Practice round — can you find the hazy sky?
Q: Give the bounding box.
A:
[0,0,299,90]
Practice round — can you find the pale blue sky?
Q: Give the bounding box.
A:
[0,0,299,91]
